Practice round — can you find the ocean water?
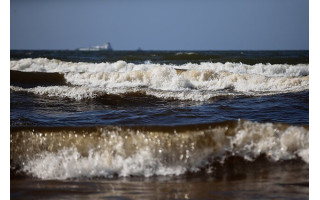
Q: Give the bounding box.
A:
[10,50,309,200]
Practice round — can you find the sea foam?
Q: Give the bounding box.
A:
[11,58,309,77]
[10,58,309,101]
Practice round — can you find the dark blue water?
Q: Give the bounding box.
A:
[10,90,308,127]
[10,50,309,127]
[10,50,308,65]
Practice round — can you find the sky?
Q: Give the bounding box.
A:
[10,0,309,50]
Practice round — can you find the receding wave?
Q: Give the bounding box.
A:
[10,58,309,101]
[10,120,308,180]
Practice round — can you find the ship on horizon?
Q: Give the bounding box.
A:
[77,42,113,51]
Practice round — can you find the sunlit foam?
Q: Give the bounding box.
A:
[10,60,309,101]
[11,120,309,180]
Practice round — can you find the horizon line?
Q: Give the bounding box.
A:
[10,49,310,51]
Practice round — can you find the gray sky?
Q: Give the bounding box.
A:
[10,0,309,50]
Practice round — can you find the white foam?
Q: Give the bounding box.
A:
[23,147,187,180]
[11,58,308,77]
[229,121,309,162]
[10,58,309,101]
[10,68,309,101]
[10,86,103,100]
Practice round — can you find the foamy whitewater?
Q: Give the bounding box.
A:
[10,58,309,101]
[11,121,308,180]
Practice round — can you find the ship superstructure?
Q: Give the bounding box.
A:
[78,42,113,51]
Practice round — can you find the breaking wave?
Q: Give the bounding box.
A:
[10,58,309,101]
[10,120,309,180]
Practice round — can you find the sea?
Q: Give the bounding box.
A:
[10,50,309,200]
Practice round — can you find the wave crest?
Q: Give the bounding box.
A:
[10,120,309,179]
[10,58,309,101]
[10,58,309,77]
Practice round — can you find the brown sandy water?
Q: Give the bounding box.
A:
[10,122,309,199]
[11,158,308,200]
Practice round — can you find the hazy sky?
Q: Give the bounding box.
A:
[10,0,309,50]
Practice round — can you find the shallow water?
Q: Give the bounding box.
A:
[10,50,309,199]
[12,161,308,200]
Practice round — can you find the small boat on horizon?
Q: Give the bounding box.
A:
[77,42,113,51]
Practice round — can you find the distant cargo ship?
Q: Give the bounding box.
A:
[77,42,113,51]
